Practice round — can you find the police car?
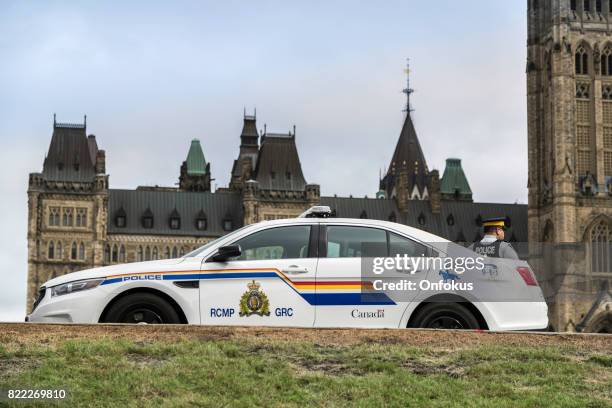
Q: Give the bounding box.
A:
[27,206,549,331]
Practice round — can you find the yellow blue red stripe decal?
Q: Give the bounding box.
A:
[100,269,395,306]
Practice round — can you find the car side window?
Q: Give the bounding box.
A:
[389,233,429,257]
[326,226,387,258]
[231,226,311,261]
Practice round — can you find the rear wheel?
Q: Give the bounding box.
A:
[102,293,181,324]
[409,302,480,330]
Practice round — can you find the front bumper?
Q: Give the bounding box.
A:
[27,285,111,324]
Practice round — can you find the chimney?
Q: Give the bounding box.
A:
[429,170,441,214]
[96,150,106,174]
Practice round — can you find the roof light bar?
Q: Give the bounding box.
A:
[298,206,333,218]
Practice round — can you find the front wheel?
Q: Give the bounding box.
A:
[102,293,181,324]
[408,302,480,330]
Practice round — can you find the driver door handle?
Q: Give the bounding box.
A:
[282,265,309,275]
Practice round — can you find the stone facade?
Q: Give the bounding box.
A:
[527,0,612,332]
[26,110,529,320]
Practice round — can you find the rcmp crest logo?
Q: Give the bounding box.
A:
[239,280,271,317]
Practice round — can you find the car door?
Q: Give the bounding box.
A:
[315,224,432,328]
[200,223,318,327]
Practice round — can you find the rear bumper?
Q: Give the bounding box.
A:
[478,301,549,332]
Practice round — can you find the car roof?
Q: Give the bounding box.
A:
[249,217,450,244]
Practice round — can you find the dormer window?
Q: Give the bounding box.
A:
[169,209,181,230]
[58,162,64,171]
[142,208,154,229]
[286,172,291,181]
[74,162,80,172]
[115,206,127,228]
[196,210,207,231]
[116,215,126,228]
[223,218,233,231]
[271,171,276,180]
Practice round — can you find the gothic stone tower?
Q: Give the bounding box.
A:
[179,139,211,192]
[528,0,612,332]
[27,117,108,309]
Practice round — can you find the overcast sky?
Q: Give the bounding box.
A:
[0,1,527,321]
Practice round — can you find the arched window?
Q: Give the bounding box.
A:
[576,44,589,75]
[48,241,55,259]
[145,246,151,261]
[75,208,87,227]
[71,242,77,260]
[589,219,612,273]
[56,241,62,259]
[48,207,60,226]
[172,247,178,258]
[152,247,159,260]
[104,244,111,263]
[79,242,85,260]
[119,245,126,263]
[112,245,118,263]
[601,45,612,76]
[179,247,185,257]
[164,247,170,259]
[137,246,143,262]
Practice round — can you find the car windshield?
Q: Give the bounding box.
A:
[183,225,251,258]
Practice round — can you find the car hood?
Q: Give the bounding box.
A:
[42,259,186,288]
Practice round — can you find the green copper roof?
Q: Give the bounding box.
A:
[440,158,472,197]
[186,139,207,175]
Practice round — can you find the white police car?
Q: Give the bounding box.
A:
[28,206,549,331]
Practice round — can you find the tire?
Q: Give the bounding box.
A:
[408,302,480,330]
[102,292,181,324]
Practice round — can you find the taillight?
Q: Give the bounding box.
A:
[516,267,538,286]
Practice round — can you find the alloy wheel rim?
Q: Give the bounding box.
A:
[123,308,163,324]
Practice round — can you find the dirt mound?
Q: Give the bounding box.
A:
[1,323,610,351]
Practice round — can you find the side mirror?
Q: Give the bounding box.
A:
[206,245,241,263]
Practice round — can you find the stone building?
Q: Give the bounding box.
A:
[26,109,529,315]
[28,2,611,332]
[527,0,612,332]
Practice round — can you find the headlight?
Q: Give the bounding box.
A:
[51,278,105,297]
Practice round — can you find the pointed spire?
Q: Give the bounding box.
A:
[403,58,414,114]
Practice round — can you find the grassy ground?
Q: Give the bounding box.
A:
[0,324,610,408]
